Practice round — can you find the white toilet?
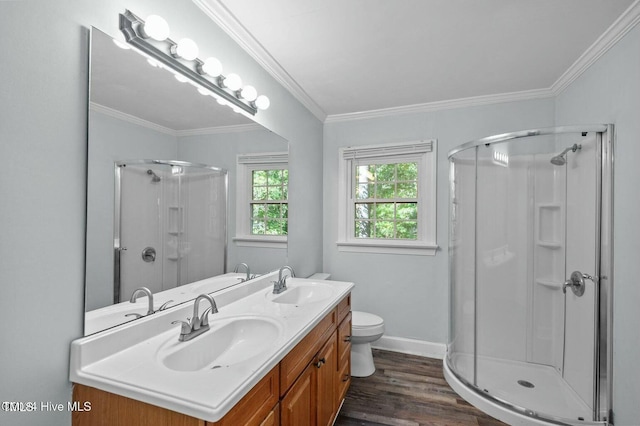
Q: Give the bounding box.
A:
[350,311,385,377]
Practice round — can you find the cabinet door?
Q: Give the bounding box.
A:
[281,363,316,426]
[259,403,279,426]
[316,330,338,426]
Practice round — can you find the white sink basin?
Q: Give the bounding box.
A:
[270,283,334,306]
[159,315,283,372]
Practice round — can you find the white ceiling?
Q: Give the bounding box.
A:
[199,0,636,120]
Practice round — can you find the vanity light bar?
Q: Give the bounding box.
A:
[119,10,269,116]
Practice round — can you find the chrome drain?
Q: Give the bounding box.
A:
[517,380,535,388]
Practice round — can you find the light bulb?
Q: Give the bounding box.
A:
[201,57,223,77]
[223,73,242,91]
[143,15,170,41]
[241,85,258,101]
[175,38,199,61]
[255,95,270,110]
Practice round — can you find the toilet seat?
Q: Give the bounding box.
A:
[352,311,384,337]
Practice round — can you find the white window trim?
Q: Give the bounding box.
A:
[234,151,288,248]
[337,140,438,255]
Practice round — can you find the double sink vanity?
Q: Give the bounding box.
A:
[70,272,354,425]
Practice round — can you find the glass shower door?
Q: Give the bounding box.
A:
[115,161,227,303]
[473,132,600,423]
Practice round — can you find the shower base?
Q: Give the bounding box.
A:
[444,353,602,426]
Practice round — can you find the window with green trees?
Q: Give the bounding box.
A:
[354,161,418,239]
[251,168,288,236]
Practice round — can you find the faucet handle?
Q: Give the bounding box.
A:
[157,300,174,311]
[171,320,191,335]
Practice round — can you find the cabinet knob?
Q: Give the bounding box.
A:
[315,357,326,368]
[343,336,351,342]
[342,374,350,382]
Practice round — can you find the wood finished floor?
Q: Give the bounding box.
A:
[334,349,507,426]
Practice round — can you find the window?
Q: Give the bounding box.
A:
[337,140,437,255]
[235,152,288,248]
[250,168,288,236]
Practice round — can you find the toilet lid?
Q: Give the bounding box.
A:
[352,311,384,328]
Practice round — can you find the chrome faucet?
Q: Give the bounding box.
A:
[273,265,295,294]
[129,287,155,316]
[126,287,173,318]
[171,294,218,342]
[234,262,251,282]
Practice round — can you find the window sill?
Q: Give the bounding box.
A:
[336,240,439,256]
[233,235,287,249]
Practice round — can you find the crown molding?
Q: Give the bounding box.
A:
[551,0,640,95]
[325,88,554,123]
[192,0,327,122]
[176,123,263,137]
[90,102,177,135]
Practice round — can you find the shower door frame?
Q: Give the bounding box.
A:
[113,159,228,304]
[446,124,614,425]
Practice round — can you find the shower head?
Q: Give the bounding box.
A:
[550,155,567,166]
[147,169,161,182]
[550,143,581,166]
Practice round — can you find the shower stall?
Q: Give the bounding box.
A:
[444,126,614,425]
[114,160,227,303]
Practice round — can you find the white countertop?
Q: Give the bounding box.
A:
[70,275,354,422]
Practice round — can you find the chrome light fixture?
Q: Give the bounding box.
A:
[119,10,270,116]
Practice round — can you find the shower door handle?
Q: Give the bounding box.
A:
[562,271,596,297]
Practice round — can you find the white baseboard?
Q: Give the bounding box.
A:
[372,335,447,360]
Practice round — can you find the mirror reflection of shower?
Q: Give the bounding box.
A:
[115,160,227,303]
[146,169,161,182]
[550,143,581,166]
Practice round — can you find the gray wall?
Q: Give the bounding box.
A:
[323,99,556,343]
[555,23,640,426]
[178,129,289,274]
[0,1,322,425]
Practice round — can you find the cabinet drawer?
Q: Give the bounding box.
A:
[338,312,352,362]
[280,308,337,396]
[337,293,351,323]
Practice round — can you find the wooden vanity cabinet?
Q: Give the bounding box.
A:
[280,293,351,426]
[73,293,351,426]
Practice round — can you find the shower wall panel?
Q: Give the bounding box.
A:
[530,155,566,371]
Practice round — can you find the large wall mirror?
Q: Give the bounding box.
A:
[85,28,288,335]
